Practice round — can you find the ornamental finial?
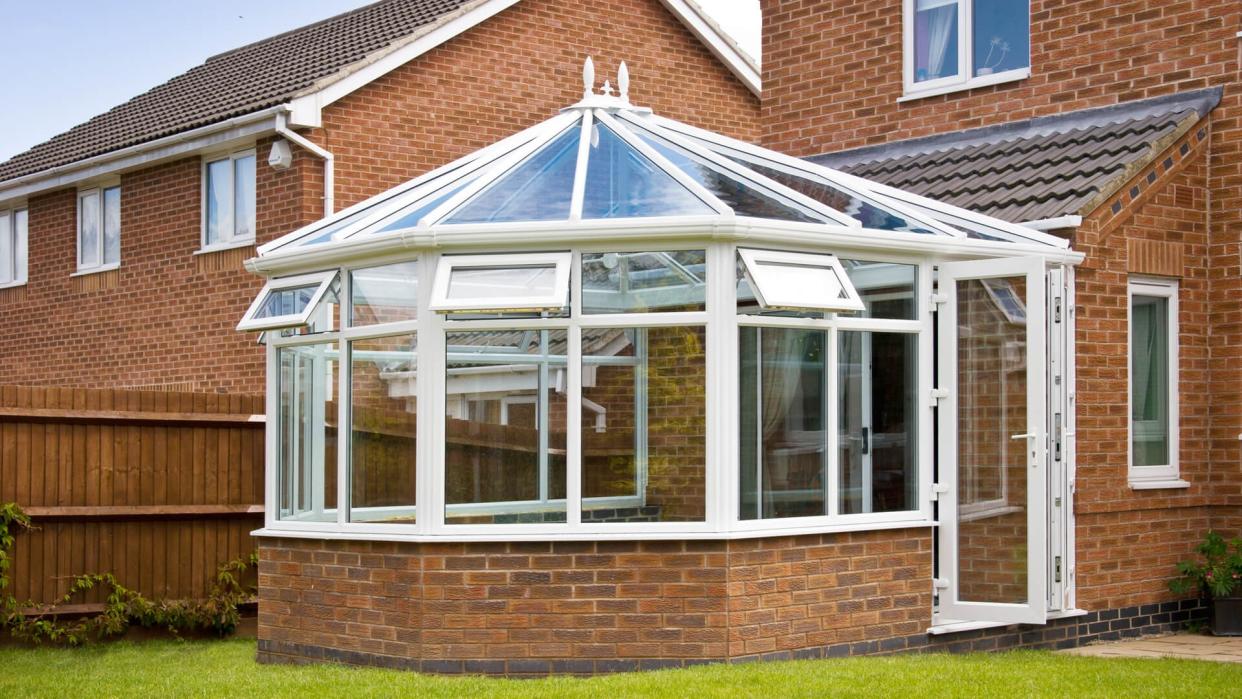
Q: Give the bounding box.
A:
[583,56,595,99]
[618,62,630,101]
[601,80,614,97]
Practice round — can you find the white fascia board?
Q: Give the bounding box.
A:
[285,0,522,128]
[657,0,761,97]
[0,107,283,205]
[1022,215,1082,231]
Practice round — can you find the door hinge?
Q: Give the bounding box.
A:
[933,577,950,590]
[930,483,950,502]
[929,387,949,407]
[929,292,948,313]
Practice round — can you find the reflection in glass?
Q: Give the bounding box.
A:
[956,276,1028,604]
[14,210,24,281]
[277,343,338,522]
[350,334,418,524]
[581,250,706,313]
[972,0,1030,77]
[445,330,568,523]
[840,260,918,320]
[914,0,960,82]
[838,331,917,514]
[447,265,557,302]
[234,154,257,240]
[79,190,100,267]
[446,127,578,224]
[103,187,121,265]
[739,326,827,519]
[351,261,418,326]
[582,326,707,522]
[255,284,320,320]
[1131,294,1170,467]
[0,212,10,284]
[582,123,716,218]
[205,158,231,245]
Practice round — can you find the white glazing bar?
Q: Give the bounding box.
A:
[711,241,739,531]
[826,325,841,517]
[567,323,583,526]
[538,329,551,504]
[337,270,351,526]
[917,260,935,522]
[568,110,595,221]
[635,328,649,505]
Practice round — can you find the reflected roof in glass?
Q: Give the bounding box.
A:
[262,82,1071,255]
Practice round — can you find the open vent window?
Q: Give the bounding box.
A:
[738,248,865,313]
[237,271,339,332]
[429,252,571,313]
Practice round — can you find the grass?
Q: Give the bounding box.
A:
[2,638,1241,698]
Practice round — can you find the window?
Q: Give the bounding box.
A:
[904,0,1030,98]
[737,248,865,313]
[203,149,256,249]
[76,187,121,272]
[429,252,571,313]
[0,208,27,287]
[237,271,339,332]
[1129,277,1180,486]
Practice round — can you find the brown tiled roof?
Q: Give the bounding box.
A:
[0,0,477,184]
[809,88,1221,224]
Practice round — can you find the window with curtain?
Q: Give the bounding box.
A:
[0,208,27,287]
[203,149,256,249]
[1129,278,1178,481]
[77,186,121,272]
[907,0,1030,93]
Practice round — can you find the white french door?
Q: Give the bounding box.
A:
[936,256,1047,625]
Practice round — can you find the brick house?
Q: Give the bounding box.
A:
[1,0,1240,677]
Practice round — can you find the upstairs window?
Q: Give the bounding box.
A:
[0,208,27,287]
[203,149,256,250]
[905,0,1031,98]
[77,187,121,273]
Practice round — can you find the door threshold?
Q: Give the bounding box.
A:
[928,608,1088,635]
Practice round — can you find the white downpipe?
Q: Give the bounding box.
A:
[275,113,335,216]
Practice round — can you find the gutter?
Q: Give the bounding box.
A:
[1022,215,1082,232]
[274,113,335,216]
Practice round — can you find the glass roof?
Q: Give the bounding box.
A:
[261,92,1071,255]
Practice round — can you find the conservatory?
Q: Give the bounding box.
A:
[244,61,1083,647]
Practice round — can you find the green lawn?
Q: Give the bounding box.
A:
[1,638,1239,698]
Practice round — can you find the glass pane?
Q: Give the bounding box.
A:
[972,0,1030,77]
[350,334,417,524]
[956,276,1028,604]
[445,330,568,524]
[632,131,821,223]
[738,161,940,234]
[739,326,828,520]
[255,283,321,320]
[234,155,256,240]
[582,123,716,219]
[79,191,100,267]
[1131,294,1170,467]
[372,179,475,233]
[103,187,121,265]
[841,260,918,320]
[838,331,918,514]
[582,250,706,313]
[13,210,26,283]
[205,158,231,246]
[0,212,10,284]
[277,343,338,522]
[351,261,418,326]
[914,0,960,83]
[447,265,557,302]
[446,127,578,224]
[582,326,707,522]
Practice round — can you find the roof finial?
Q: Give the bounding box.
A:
[583,56,595,99]
[618,61,629,102]
[601,80,614,97]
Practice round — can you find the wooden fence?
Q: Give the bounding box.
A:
[0,385,264,606]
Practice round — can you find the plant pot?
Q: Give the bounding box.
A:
[1211,596,1242,636]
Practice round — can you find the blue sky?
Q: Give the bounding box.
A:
[0,1,758,162]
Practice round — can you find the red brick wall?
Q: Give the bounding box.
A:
[0,0,758,393]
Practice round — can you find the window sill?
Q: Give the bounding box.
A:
[0,280,27,291]
[71,263,120,277]
[898,68,1030,103]
[1129,478,1190,491]
[196,239,256,255]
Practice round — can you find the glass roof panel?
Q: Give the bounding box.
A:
[368,178,478,234]
[445,126,579,224]
[581,123,716,219]
[631,131,823,223]
[733,159,941,234]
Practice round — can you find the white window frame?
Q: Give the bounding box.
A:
[901,0,1031,101]
[1127,276,1182,488]
[429,252,571,313]
[0,207,27,289]
[200,148,257,252]
[737,248,866,313]
[75,186,121,274]
[238,271,339,332]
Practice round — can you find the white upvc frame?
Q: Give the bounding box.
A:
[901,0,1032,100]
[75,185,121,274]
[429,252,572,313]
[200,147,257,252]
[237,270,338,332]
[0,207,27,289]
[1127,276,1182,488]
[737,248,866,313]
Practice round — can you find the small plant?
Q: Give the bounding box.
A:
[1170,531,1242,598]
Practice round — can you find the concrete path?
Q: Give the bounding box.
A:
[1061,633,1242,663]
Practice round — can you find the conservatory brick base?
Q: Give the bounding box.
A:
[255,532,1204,675]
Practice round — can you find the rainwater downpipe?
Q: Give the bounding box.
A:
[274,112,334,216]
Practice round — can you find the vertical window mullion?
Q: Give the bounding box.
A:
[826,325,840,518]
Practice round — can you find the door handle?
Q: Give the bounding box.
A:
[1010,433,1035,440]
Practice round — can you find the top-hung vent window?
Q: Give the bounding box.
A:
[429,252,571,313]
[737,248,865,313]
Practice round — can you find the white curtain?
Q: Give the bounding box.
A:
[919,0,957,80]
